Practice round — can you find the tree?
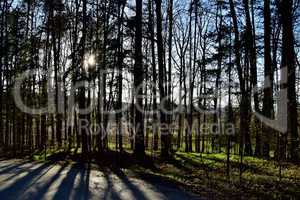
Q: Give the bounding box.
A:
[148,0,159,151]
[173,8,190,150]
[261,0,273,159]
[280,0,299,162]
[133,0,145,158]
[116,0,126,153]
[79,0,88,155]
[168,0,173,137]
[229,0,252,179]
[243,0,255,156]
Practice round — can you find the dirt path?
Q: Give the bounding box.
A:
[0,159,200,200]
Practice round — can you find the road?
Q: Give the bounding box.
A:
[0,159,200,200]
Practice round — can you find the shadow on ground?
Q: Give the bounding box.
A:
[0,156,199,200]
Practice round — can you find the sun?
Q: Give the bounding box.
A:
[84,54,96,70]
[87,54,96,66]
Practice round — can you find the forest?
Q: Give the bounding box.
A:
[0,0,300,199]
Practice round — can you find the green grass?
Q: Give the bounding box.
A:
[130,152,300,199]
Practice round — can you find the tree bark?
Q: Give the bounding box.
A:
[156,0,171,158]
[280,0,299,162]
[133,0,145,158]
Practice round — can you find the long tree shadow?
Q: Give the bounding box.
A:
[110,166,199,200]
[52,162,120,200]
[102,168,122,200]
[0,163,18,172]
[72,162,91,200]
[0,162,53,199]
[52,163,86,200]
[30,163,69,199]
[0,158,8,162]
[0,160,31,175]
[109,167,150,200]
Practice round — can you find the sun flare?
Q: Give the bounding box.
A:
[84,54,96,70]
[87,54,96,66]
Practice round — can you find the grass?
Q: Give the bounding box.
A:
[130,152,300,199]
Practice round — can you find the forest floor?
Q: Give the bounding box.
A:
[0,158,199,200]
[133,152,300,199]
[1,149,300,199]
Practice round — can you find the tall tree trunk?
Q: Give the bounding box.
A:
[226,22,234,178]
[133,0,145,158]
[262,0,274,159]
[243,0,255,156]
[156,0,170,158]
[178,58,183,150]
[213,2,223,153]
[79,0,88,155]
[229,0,251,178]
[0,0,4,147]
[102,0,109,151]
[280,0,299,162]
[187,0,193,153]
[41,23,49,150]
[168,0,173,151]
[116,1,125,152]
[52,11,62,148]
[148,0,158,151]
